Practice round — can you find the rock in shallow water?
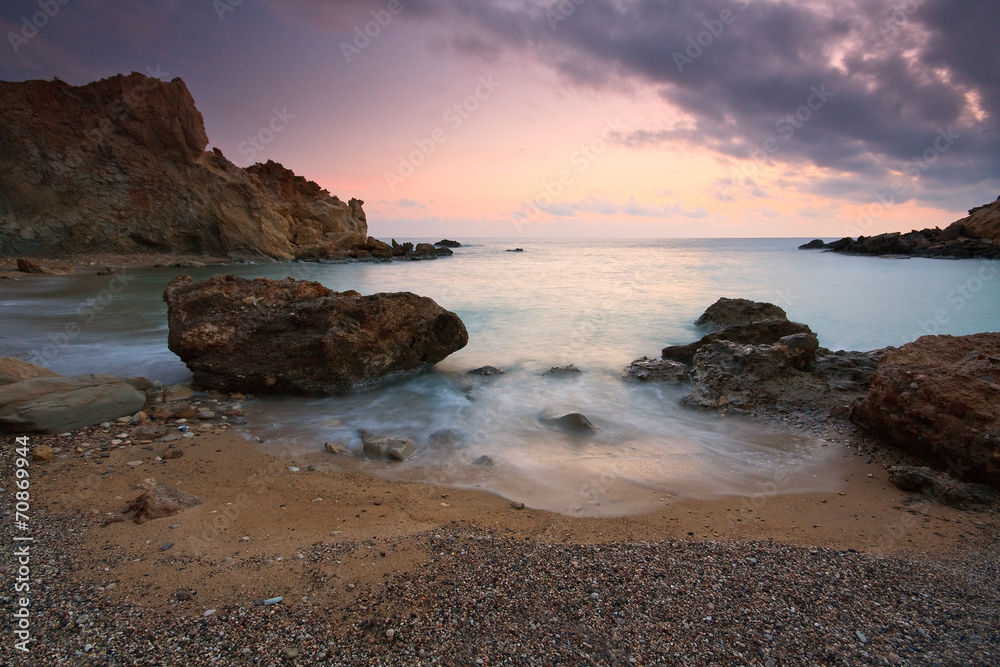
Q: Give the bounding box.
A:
[622,356,689,383]
[541,412,596,434]
[360,430,416,461]
[694,297,789,330]
[163,274,468,394]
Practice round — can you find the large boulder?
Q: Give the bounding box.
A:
[662,319,811,365]
[694,297,788,330]
[850,333,1000,488]
[684,333,820,410]
[0,374,148,433]
[0,357,61,387]
[164,274,469,394]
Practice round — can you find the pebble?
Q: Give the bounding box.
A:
[202,609,216,617]
[263,596,283,606]
[160,542,173,552]
[125,460,144,467]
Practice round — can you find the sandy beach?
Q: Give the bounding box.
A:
[3,393,997,665]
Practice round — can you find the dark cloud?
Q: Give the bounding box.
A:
[401,0,1000,206]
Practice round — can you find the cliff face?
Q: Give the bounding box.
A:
[950,196,1000,241]
[0,73,366,260]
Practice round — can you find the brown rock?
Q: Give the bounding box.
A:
[694,297,788,330]
[164,274,468,394]
[31,444,55,461]
[0,75,365,259]
[125,485,201,523]
[622,357,689,383]
[0,357,60,387]
[662,319,812,365]
[16,258,52,274]
[850,333,1000,487]
[162,443,184,459]
[0,374,147,433]
[359,430,416,461]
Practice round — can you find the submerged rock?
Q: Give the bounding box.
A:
[472,455,494,466]
[467,365,505,377]
[851,333,1000,488]
[360,430,416,461]
[542,412,596,434]
[543,364,582,377]
[622,357,689,383]
[164,274,468,394]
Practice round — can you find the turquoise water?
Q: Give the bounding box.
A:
[2,239,998,514]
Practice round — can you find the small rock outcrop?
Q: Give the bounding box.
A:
[888,466,997,508]
[662,319,812,365]
[543,365,582,377]
[164,274,468,394]
[694,297,788,330]
[360,430,416,461]
[622,357,689,383]
[125,484,202,524]
[850,333,1000,488]
[0,374,149,433]
[802,196,1000,258]
[0,73,366,260]
[541,412,597,434]
[434,239,462,247]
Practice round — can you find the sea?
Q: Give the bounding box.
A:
[3,238,998,516]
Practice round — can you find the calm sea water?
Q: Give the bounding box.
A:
[3,239,998,514]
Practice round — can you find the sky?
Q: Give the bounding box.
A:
[1,0,999,238]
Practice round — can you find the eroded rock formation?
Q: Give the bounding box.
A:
[164,274,469,394]
[0,73,366,259]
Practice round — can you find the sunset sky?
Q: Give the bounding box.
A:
[2,0,998,238]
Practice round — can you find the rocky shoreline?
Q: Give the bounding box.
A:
[2,289,999,664]
[799,195,1000,258]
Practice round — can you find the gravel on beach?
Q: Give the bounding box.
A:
[2,515,997,667]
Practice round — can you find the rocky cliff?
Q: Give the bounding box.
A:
[0,73,366,260]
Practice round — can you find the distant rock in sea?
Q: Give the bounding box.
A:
[434,239,462,247]
[799,195,1000,258]
[0,73,367,260]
